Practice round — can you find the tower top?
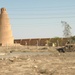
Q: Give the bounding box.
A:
[1,8,6,13]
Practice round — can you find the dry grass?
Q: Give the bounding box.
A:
[0,46,74,75]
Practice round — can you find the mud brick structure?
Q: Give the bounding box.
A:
[14,38,69,46]
[0,8,14,46]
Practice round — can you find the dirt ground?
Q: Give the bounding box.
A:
[0,46,75,75]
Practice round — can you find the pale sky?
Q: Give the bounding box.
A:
[0,0,75,39]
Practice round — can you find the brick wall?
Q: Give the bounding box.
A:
[14,38,69,46]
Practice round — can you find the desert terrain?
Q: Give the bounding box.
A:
[0,46,75,75]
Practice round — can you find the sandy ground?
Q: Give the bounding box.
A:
[0,46,75,75]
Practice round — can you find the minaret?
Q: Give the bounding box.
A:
[0,8,14,46]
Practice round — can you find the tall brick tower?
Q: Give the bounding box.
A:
[0,8,14,46]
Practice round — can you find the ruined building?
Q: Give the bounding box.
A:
[0,8,14,46]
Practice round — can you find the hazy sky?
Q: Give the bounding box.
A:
[0,0,75,39]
